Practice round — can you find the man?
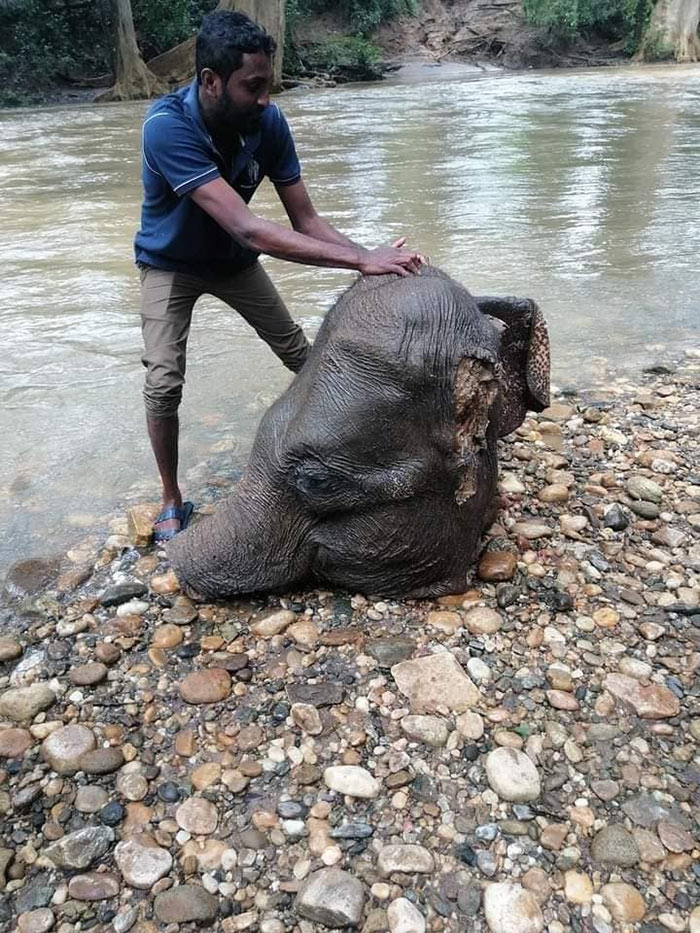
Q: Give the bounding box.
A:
[135,10,422,541]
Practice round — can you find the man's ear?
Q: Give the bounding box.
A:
[474,296,550,437]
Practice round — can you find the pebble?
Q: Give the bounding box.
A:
[378,845,434,875]
[564,871,593,904]
[251,609,296,636]
[483,882,544,933]
[79,746,125,774]
[601,883,646,923]
[68,662,107,686]
[464,606,503,635]
[400,714,449,747]
[296,869,365,926]
[176,797,219,834]
[478,551,517,581]
[485,748,541,802]
[512,522,553,540]
[154,885,218,924]
[603,673,681,718]
[0,636,23,661]
[0,684,55,722]
[0,727,33,758]
[324,766,380,798]
[590,825,640,867]
[114,836,173,888]
[392,653,479,712]
[45,826,114,869]
[179,668,231,704]
[291,702,323,735]
[388,898,425,933]
[41,725,96,775]
[67,872,120,901]
[17,909,55,933]
[75,785,109,813]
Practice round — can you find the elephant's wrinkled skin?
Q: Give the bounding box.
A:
[168,267,550,598]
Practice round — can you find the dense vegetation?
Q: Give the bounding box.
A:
[522,0,654,54]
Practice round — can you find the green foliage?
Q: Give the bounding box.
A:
[639,25,675,59]
[285,0,417,78]
[294,35,383,80]
[0,0,215,107]
[523,0,653,52]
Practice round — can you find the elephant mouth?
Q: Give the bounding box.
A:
[454,356,499,504]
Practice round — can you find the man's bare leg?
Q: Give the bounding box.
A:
[147,414,184,536]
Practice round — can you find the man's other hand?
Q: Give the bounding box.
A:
[358,237,424,277]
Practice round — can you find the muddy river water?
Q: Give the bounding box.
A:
[1,63,699,572]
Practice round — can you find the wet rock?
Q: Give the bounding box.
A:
[286,682,345,707]
[179,669,231,704]
[95,642,121,665]
[478,551,517,582]
[291,702,323,735]
[251,609,296,637]
[590,825,639,867]
[464,606,503,635]
[485,748,540,802]
[15,873,55,912]
[601,883,646,923]
[365,637,415,668]
[67,872,120,901]
[75,785,109,813]
[539,483,569,503]
[629,500,660,519]
[564,871,593,904]
[512,522,553,540]
[387,898,425,933]
[296,868,365,927]
[392,653,479,713]
[400,715,449,747]
[378,845,434,875]
[69,662,108,686]
[126,502,161,547]
[4,558,59,599]
[16,909,55,933]
[483,882,544,933]
[154,885,218,924]
[45,826,114,869]
[79,747,125,774]
[42,725,96,775]
[603,504,629,531]
[0,636,22,661]
[427,610,462,634]
[627,475,663,503]
[100,581,148,606]
[0,684,55,722]
[324,766,379,798]
[0,727,33,758]
[603,673,681,718]
[114,836,173,888]
[657,820,694,853]
[176,797,219,834]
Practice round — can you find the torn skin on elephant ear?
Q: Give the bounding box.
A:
[474,296,551,436]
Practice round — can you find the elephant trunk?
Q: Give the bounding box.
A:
[166,474,313,599]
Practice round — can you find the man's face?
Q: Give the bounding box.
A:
[207,51,272,135]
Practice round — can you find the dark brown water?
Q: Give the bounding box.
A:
[1,63,699,572]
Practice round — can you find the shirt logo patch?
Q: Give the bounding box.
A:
[244,158,260,187]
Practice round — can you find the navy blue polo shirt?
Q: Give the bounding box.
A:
[134,80,301,275]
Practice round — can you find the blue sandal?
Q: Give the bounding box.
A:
[153,501,194,543]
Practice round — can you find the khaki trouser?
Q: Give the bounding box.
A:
[140,261,311,418]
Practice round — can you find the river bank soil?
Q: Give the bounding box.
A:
[1,353,699,931]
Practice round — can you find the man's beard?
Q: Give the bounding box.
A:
[214,91,265,136]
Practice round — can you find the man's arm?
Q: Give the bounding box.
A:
[190,178,420,276]
[275,179,362,250]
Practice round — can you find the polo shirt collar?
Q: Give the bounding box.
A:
[183,79,261,154]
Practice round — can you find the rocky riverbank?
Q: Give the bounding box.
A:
[1,351,699,933]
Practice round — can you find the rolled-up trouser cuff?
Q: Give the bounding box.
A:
[143,384,183,418]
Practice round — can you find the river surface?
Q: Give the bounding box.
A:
[1,63,699,573]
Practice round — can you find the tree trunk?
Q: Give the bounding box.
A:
[97,0,168,101]
[640,0,700,61]
[147,0,286,91]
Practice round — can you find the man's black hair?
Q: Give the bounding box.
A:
[195,10,276,84]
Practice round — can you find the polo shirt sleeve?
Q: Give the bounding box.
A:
[267,105,301,187]
[142,111,220,197]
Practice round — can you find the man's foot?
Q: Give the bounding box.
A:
[153,501,194,543]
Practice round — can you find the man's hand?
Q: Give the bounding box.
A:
[357,238,424,277]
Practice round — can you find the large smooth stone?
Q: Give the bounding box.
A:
[483,883,544,933]
[485,748,541,802]
[391,653,479,713]
[115,836,173,889]
[154,885,218,924]
[0,684,55,722]
[42,725,96,775]
[296,869,365,927]
[324,766,379,799]
[179,669,231,704]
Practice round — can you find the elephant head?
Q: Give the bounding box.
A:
[168,266,549,599]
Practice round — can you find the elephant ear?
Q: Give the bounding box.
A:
[474,296,550,437]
